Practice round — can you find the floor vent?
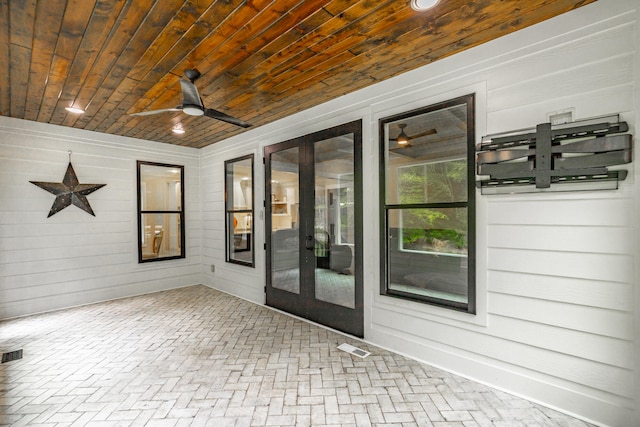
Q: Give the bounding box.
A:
[2,350,23,363]
[337,343,370,358]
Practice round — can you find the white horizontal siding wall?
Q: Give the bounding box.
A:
[202,1,639,425]
[0,117,202,319]
[200,140,264,304]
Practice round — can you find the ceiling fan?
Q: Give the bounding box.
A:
[130,69,251,128]
[390,123,437,147]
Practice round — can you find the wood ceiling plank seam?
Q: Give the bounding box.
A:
[65,0,162,129]
[207,1,592,147]
[228,10,347,83]
[44,0,104,125]
[223,16,329,82]
[228,1,407,100]
[23,0,67,122]
[118,1,248,119]
[122,0,249,116]
[169,117,240,142]
[9,44,31,118]
[8,0,37,118]
[60,0,130,128]
[158,102,247,138]
[0,0,12,116]
[320,0,372,17]
[235,0,336,56]
[266,37,364,92]
[189,1,336,113]
[276,2,522,99]
[135,113,201,143]
[2,0,596,147]
[125,0,219,82]
[8,0,37,48]
[81,3,190,133]
[78,0,189,132]
[128,108,194,138]
[226,0,372,81]
[119,3,281,134]
[127,72,183,115]
[343,0,594,87]
[36,55,71,122]
[192,2,364,112]
[34,0,109,123]
[64,0,160,127]
[150,0,248,80]
[295,1,407,57]
[322,2,592,99]
[181,0,299,97]
[103,81,180,135]
[246,0,381,73]
[198,2,372,105]
[114,109,180,138]
[132,0,592,147]
[177,0,274,86]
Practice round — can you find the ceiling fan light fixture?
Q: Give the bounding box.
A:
[396,124,409,145]
[182,105,204,116]
[65,106,85,114]
[411,0,439,11]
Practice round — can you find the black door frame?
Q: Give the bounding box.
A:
[264,120,363,337]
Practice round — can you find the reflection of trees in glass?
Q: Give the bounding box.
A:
[339,187,354,243]
[338,174,354,244]
[398,161,467,254]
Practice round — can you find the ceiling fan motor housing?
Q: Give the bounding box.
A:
[182,105,204,116]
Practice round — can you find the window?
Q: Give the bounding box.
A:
[137,161,185,263]
[379,94,475,312]
[225,154,254,267]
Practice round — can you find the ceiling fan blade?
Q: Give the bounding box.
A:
[204,108,251,128]
[389,128,437,142]
[129,107,182,116]
[179,78,203,109]
[409,128,437,139]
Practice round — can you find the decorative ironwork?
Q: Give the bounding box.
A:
[30,152,106,217]
[476,115,632,192]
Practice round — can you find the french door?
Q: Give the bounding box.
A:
[265,120,363,337]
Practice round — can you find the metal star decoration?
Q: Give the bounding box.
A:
[30,162,106,217]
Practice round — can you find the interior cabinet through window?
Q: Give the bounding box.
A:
[225,154,254,267]
[379,94,475,312]
[137,161,185,263]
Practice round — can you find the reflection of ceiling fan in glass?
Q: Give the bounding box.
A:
[390,123,437,147]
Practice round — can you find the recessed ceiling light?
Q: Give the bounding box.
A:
[65,106,85,114]
[411,0,440,11]
[172,127,185,134]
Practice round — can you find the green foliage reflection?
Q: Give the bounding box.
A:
[398,161,467,254]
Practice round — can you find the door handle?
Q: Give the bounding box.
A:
[305,235,314,250]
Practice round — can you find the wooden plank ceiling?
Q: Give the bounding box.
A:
[1,0,595,149]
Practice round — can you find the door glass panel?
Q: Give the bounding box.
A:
[270,147,300,294]
[313,135,355,309]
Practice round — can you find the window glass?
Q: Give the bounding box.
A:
[137,162,185,263]
[225,155,254,267]
[380,95,475,312]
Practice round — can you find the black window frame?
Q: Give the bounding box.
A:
[379,94,476,313]
[136,160,186,263]
[224,154,255,267]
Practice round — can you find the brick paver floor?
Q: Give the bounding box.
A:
[0,285,594,426]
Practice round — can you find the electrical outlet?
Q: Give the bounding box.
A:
[210,264,215,273]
